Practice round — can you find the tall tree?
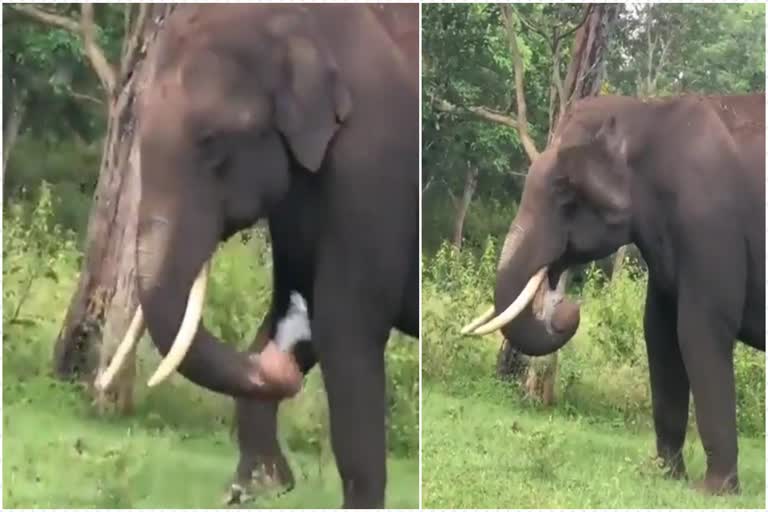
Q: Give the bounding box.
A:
[10,3,175,412]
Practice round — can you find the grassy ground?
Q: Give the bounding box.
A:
[3,375,418,508]
[423,377,765,509]
[422,248,765,509]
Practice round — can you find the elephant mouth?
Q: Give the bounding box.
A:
[534,264,578,335]
[461,260,578,337]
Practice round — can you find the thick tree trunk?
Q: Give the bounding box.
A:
[552,4,618,133]
[497,4,618,404]
[451,165,478,250]
[3,94,26,177]
[52,6,173,413]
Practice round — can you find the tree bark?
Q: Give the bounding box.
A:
[3,94,26,177]
[52,5,174,413]
[552,4,618,132]
[451,165,479,250]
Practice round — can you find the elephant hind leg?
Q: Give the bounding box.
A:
[676,260,743,494]
[644,280,689,480]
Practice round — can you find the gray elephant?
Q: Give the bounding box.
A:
[103,4,418,508]
[464,94,765,494]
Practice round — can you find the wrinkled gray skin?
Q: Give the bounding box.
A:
[492,94,764,494]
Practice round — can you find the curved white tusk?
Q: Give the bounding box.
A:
[460,306,496,335]
[147,261,210,387]
[469,267,548,336]
[95,307,146,391]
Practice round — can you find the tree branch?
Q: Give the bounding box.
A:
[68,88,104,105]
[500,4,540,161]
[656,34,674,76]
[121,4,132,59]
[9,4,80,32]
[510,5,549,41]
[120,3,148,83]
[432,97,520,129]
[551,37,566,135]
[80,3,117,97]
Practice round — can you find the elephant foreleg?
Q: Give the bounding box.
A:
[229,310,316,503]
[312,270,392,508]
[676,271,741,494]
[644,280,689,480]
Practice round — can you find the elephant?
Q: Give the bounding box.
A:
[463,93,765,494]
[102,4,418,508]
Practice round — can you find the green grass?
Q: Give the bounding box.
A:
[423,381,766,509]
[3,375,418,508]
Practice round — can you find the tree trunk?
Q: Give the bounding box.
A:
[451,165,478,250]
[3,94,26,177]
[52,5,174,414]
[497,4,618,404]
[552,4,618,132]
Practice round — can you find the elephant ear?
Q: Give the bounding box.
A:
[275,37,352,172]
[556,115,630,222]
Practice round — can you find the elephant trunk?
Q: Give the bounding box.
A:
[463,214,580,356]
[492,220,580,356]
[135,207,299,398]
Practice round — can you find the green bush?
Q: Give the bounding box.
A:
[580,262,647,366]
[3,182,79,330]
[422,238,500,384]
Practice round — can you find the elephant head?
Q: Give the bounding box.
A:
[464,112,633,356]
[134,18,351,397]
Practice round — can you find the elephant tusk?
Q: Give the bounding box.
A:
[460,306,495,335]
[95,307,146,391]
[147,261,210,387]
[467,267,548,336]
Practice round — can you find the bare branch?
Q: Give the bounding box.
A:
[121,4,132,59]
[9,4,80,32]
[68,88,104,105]
[500,4,540,160]
[551,38,566,135]
[80,3,117,97]
[656,34,674,75]
[120,3,149,82]
[432,96,520,129]
[422,175,435,194]
[510,5,549,41]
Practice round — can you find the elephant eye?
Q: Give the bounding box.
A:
[196,132,231,177]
